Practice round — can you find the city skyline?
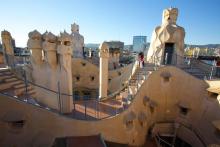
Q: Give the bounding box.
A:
[0,0,220,47]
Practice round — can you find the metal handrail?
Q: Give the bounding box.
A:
[174,53,217,80]
[152,121,207,147]
[155,133,173,147]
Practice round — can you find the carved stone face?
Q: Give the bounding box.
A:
[31,49,43,65]
[46,51,57,69]
[162,8,178,24]
[1,31,14,55]
[99,42,109,58]
[71,23,79,33]
[2,38,13,53]
[42,40,57,69]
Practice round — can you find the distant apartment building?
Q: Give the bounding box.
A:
[133,36,147,52]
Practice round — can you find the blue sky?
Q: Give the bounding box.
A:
[0,0,220,47]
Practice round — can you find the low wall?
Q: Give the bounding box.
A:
[72,58,99,89]
[72,58,134,93]
[108,63,134,93]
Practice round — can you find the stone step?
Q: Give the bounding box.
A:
[0,80,22,91]
[0,71,13,76]
[128,86,138,95]
[131,78,145,82]
[0,69,10,73]
[0,75,16,81]
[13,83,26,89]
[0,74,14,80]
[0,72,13,76]
[13,86,32,96]
[129,82,138,86]
[134,73,146,77]
[131,76,145,80]
[4,77,18,82]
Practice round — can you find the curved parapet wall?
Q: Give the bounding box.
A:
[1,66,220,146]
[108,63,134,93]
[135,66,220,145]
[72,58,99,89]
[72,57,135,93]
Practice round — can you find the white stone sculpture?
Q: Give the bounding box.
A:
[57,31,73,71]
[42,31,57,69]
[1,31,14,55]
[1,30,15,66]
[57,31,73,113]
[147,8,185,65]
[28,30,73,113]
[27,30,43,65]
[99,42,109,99]
[71,23,84,58]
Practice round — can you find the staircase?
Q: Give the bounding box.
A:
[128,65,155,97]
[0,68,36,99]
[114,64,156,108]
[177,58,216,80]
[180,66,214,79]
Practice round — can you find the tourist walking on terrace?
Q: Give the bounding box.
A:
[138,52,144,68]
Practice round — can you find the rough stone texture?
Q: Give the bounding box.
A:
[71,23,84,58]
[27,30,73,113]
[147,8,185,65]
[1,30,15,66]
[1,31,14,55]
[99,42,109,99]
[71,58,134,94]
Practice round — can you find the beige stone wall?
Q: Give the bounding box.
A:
[137,66,220,145]
[1,66,220,146]
[108,63,134,93]
[0,94,148,147]
[71,58,134,93]
[72,58,99,89]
